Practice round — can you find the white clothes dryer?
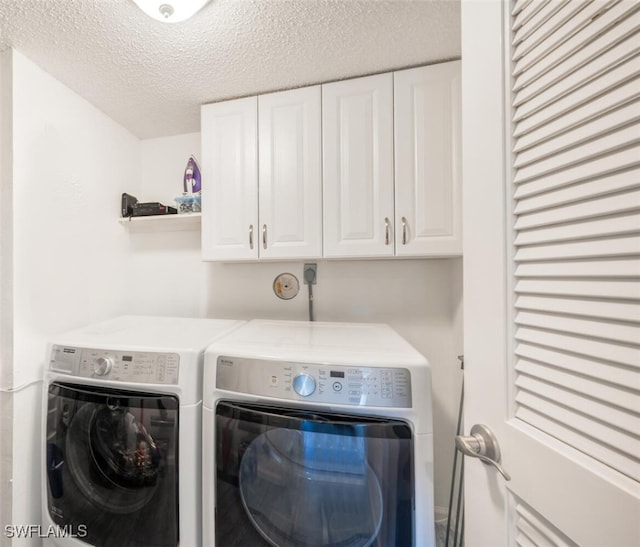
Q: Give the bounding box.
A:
[42,315,244,547]
[202,319,435,547]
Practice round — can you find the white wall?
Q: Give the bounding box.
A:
[0,49,15,545]
[124,133,207,317]
[7,49,140,540]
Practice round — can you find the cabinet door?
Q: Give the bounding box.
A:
[394,61,462,256]
[322,73,394,258]
[258,86,322,259]
[201,97,258,260]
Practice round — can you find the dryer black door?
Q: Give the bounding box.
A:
[46,382,179,547]
[214,401,414,547]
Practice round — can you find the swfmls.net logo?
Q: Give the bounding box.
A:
[4,524,88,539]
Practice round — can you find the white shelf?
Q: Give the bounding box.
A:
[118,213,201,232]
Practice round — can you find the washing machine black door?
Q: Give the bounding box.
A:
[215,401,414,547]
[46,382,179,547]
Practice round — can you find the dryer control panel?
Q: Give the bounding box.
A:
[50,345,179,385]
[216,356,412,408]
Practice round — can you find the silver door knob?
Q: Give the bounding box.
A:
[455,424,511,481]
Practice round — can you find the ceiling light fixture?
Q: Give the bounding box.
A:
[132,0,211,23]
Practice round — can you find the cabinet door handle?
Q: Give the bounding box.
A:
[401,216,408,245]
[384,217,391,245]
[262,224,267,250]
[249,225,254,250]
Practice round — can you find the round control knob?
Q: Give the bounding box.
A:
[94,357,113,376]
[292,373,316,397]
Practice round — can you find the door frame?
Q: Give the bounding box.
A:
[461,0,510,541]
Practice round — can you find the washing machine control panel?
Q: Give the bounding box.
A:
[217,356,412,408]
[50,345,180,384]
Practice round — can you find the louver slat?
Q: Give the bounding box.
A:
[514,168,640,214]
[513,2,639,95]
[515,310,638,345]
[515,294,639,322]
[514,190,640,227]
[512,0,549,33]
[512,0,604,64]
[514,213,639,245]
[513,56,640,136]
[513,123,639,176]
[515,342,638,387]
[515,327,639,366]
[514,101,640,166]
[515,258,640,278]
[512,0,534,18]
[515,534,538,547]
[511,1,591,67]
[513,146,640,194]
[514,39,639,120]
[512,1,567,47]
[516,376,638,438]
[513,78,639,147]
[514,235,640,261]
[514,278,638,300]
[515,359,637,412]
[515,503,577,547]
[517,519,554,547]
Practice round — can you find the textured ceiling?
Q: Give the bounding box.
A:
[0,0,460,139]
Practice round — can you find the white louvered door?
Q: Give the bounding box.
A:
[462,1,639,546]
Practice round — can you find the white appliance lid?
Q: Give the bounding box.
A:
[208,319,427,365]
[52,315,245,352]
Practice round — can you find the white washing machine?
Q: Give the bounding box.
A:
[42,315,244,547]
[202,319,434,547]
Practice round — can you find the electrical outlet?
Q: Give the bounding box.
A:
[303,263,317,285]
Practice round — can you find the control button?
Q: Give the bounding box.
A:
[94,357,113,376]
[332,381,343,392]
[292,373,316,397]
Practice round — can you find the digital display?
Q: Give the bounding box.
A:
[330,371,345,378]
[122,355,133,362]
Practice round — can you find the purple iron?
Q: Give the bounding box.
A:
[183,155,201,194]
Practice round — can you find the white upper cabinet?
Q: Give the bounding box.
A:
[322,73,395,258]
[258,86,322,259]
[394,61,462,256]
[201,87,322,261]
[201,61,460,261]
[201,96,258,261]
[322,62,461,259]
